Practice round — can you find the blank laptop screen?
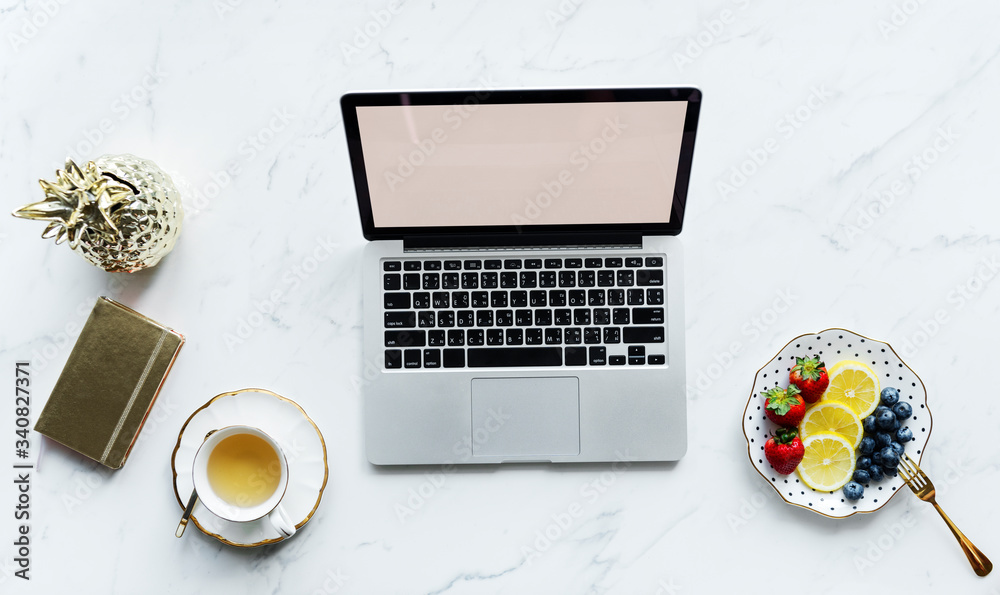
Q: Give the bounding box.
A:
[355,101,689,229]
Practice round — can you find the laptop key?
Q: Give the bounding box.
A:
[490,291,508,308]
[496,310,514,326]
[568,290,585,306]
[573,308,591,325]
[481,272,498,288]
[564,346,586,366]
[623,326,666,343]
[384,274,401,290]
[593,308,610,325]
[554,309,571,325]
[404,261,422,271]
[584,258,602,268]
[384,312,416,328]
[539,271,557,287]
[578,270,596,287]
[444,260,462,270]
[524,259,542,269]
[565,328,582,344]
[525,328,543,345]
[625,257,642,268]
[461,273,479,289]
[558,271,576,287]
[404,349,421,368]
[447,329,465,346]
[519,271,537,288]
[613,308,630,325]
[604,327,621,344]
[472,291,489,308]
[476,310,493,327]
[506,329,523,345]
[424,260,442,270]
[565,258,583,269]
[549,289,567,307]
[608,289,625,306]
[443,349,465,368]
[609,355,626,365]
[648,354,665,365]
[510,291,528,307]
[544,258,562,269]
[437,311,454,327]
[617,270,634,286]
[404,273,420,290]
[384,261,402,271]
[385,330,426,347]
[500,272,518,288]
[544,328,563,344]
[423,349,441,368]
[535,309,553,326]
[384,292,411,309]
[432,292,450,308]
[413,293,430,309]
[452,291,470,308]
[484,259,502,270]
[464,260,482,270]
[647,288,664,305]
[487,329,504,345]
[442,273,460,289]
[645,257,663,267]
[428,330,446,346]
[418,311,436,328]
[627,289,644,305]
[515,309,532,326]
[457,310,475,327]
[588,289,605,306]
[385,349,402,368]
[584,327,601,344]
[529,290,547,307]
[422,273,440,290]
[503,259,522,269]
[589,346,607,365]
[468,347,561,367]
[604,257,623,268]
[633,308,665,324]
[597,271,615,287]
[467,329,485,346]
[636,269,663,286]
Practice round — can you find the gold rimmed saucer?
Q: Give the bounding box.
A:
[170,388,328,546]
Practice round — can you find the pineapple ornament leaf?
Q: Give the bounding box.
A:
[12,155,184,272]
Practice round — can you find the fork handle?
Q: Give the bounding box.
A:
[932,502,993,576]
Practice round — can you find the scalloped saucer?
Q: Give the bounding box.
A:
[743,328,932,519]
[171,388,328,546]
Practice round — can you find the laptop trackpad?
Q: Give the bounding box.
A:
[470,377,580,457]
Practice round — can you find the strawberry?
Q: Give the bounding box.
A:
[789,355,829,403]
[762,385,805,427]
[764,427,804,475]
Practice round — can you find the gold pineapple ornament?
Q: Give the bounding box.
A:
[13,154,183,272]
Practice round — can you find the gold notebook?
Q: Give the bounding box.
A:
[35,297,184,469]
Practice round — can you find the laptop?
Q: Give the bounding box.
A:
[341,87,701,465]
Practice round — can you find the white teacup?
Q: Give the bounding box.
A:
[192,425,296,538]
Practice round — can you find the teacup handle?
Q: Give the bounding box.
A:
[267,503,296,538]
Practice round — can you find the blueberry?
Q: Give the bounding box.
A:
[868,464,885,482]
[884,465,898,478]
[853,469,871,484]
[890,441,905,457]
[857,455,873,470]
[879,446,900,468]
[877,409,897,430]
[843,481,865,500]
[893,401,912,420]
[863,415,878,434]
[859,436,876,454]
[880,387,900,406]
[896,427,914,443]
[875,432,893,448]
[873,450,884,466]
[892,417,902,431]
[875,405,891,418]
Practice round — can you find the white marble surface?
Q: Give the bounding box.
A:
[2,0,999,593]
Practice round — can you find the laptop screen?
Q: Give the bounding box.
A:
[342,88,700,240]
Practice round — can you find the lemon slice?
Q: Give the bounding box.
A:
[797,432,856,492]
[799,401,863,449]
[823,360,880,418]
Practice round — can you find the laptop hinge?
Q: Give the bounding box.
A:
[403,232,643,252]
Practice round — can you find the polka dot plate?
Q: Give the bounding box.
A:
[742,328,932,518]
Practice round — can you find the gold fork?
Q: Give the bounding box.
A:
[897,453,993,576]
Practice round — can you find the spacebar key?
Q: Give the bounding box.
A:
[467,347,563,367]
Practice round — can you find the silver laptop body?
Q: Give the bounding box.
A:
[342,87,701,464]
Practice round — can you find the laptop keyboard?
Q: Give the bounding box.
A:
[381,256,667,369]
